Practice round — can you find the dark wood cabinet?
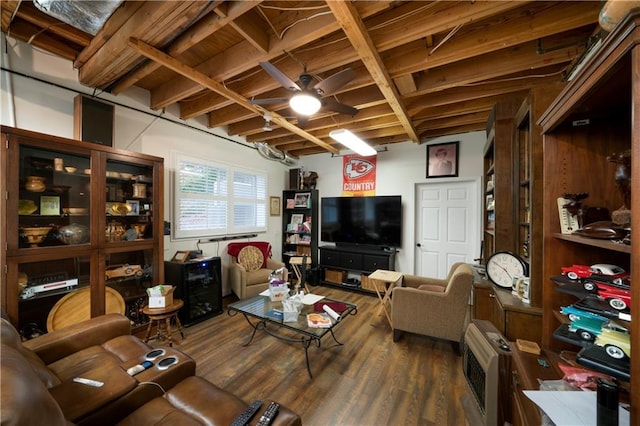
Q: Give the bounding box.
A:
[474,281,543,344]
[1,126,164,337]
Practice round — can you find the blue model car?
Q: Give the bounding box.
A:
[560,305,608,322]
[561,305,609,342]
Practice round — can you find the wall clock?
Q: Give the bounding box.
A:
[486,251,529,288]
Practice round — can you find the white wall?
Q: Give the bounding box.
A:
[299,132,485,273]
[1,34,486,292]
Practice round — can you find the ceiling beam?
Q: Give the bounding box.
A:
[327,0,418,143]
[128,38,338,154]
[111,0,242,94]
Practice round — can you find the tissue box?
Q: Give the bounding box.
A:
[147,285,175,308]
[283,311,299,322]
[269,283,289,302]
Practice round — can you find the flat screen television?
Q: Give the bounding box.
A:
[320,195,402,248]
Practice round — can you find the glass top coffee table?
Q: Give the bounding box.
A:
[227,294,357,378]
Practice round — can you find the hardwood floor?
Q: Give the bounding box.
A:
[172,286,472,426]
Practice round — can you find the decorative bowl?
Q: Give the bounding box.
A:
[18,199,38,215]
[109,203,132,215]
[25,176,46,192]
[119,172,133,180]
[58,223,90,244]
[63,207,89,215]
[20,226,52,247]
[64,166,77,173]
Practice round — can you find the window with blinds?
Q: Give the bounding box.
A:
[174,154,267,239]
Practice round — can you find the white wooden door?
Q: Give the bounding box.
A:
[415,179,481,278]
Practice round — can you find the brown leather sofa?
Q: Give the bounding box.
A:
[1,313,302,426]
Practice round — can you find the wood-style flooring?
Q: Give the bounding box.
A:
[171,286,471,426]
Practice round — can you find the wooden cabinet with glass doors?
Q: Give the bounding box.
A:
[1,126,164,338]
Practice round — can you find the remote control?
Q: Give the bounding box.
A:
[230,400,262,426]
[73,377,104,387]
[256,402,279,426]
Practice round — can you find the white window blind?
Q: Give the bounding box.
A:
[174,154,267,239]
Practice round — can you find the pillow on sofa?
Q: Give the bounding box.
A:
[227,242,271,268]
[238,246,264,272]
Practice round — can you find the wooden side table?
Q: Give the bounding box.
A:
[142,300,185,347]
[368,269,403,327]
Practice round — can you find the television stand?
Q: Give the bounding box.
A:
[318,245,397,295]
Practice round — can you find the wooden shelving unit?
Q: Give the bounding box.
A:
[538,10,638,421]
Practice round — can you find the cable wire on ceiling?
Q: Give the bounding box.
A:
[0,66,255,152]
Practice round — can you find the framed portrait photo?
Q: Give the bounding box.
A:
[126,200,140,216]
[171,250,190,263]
[270,196,280,216]
[294,192,311,208]
[426,141,459,178]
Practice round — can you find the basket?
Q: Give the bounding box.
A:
[325,269,346,284]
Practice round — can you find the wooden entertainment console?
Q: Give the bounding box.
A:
[318,245,396,294]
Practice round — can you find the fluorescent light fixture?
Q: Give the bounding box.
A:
[329,129,377,156]
[289,93,321,115]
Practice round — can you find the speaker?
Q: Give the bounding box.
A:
[289,168,301,190]
[74,94,114,146]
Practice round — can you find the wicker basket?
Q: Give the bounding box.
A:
[324,269,346,284]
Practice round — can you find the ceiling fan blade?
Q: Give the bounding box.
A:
[313,68,356,96]
[249,97,290,105]
[321,98,358,116]
[259,61,301,91]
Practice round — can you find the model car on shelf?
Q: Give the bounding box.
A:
[594,282,632,311]
[561,305,608,322]
[567,317,607,342]
[561,263,627,281]
[105,264,143,280]
[594,326,631,360]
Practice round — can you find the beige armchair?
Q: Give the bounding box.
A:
[391,262,473,352]
[228,242,286,299]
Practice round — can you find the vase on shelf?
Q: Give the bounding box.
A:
[24,176,46,192]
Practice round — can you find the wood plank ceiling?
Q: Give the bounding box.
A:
[1,1,603,158]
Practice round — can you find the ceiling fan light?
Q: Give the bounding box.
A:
[329,129,377,156]
[289,93,321,115]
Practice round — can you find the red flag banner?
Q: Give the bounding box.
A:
[342,155,376,196]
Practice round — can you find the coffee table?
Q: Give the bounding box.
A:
[227,295,357,378]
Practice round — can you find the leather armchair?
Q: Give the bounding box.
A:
[228,242,286,299]
[391,262,474,352]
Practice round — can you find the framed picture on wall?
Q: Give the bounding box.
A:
[426,141,459,178]
[270,196,280,216]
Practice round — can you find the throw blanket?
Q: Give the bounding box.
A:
[227,242,272,268]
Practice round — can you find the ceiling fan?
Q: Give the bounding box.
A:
[251,61,358,127]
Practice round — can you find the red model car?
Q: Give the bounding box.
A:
[594,282,632,311]
[561,264,593,280]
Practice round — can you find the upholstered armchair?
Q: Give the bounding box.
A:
[228,242,286,299]
[391,262,474,352]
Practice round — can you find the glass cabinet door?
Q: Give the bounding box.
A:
[18,145,91,248]
[105,158,154,243]
[16,255,91,340]
[105,249,154,327]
